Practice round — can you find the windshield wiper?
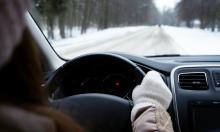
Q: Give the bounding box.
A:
[146,54,181,57]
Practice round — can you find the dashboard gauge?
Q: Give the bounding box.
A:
[80,78,102,92]
[103,73,128,96]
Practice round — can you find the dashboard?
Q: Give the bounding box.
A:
[60,68,139,98]
[49,53,220,132]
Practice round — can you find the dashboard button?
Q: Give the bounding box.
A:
[212,71,220,87]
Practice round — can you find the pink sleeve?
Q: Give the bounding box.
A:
[132,106,174,132]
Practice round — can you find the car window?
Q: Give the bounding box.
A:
[30,0,220,59]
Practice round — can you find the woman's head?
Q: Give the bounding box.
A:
[0,1,84,132]
[0,0,47,105]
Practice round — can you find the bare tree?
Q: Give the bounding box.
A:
[177,0,220,31]
[33,0,160,38]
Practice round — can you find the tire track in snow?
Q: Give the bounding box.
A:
[54,26,185,59]
[57,27,155,58]
[67,27,155,56]
[135,27,185,56]
[54,28,147,56]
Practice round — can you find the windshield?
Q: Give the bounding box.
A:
[31,0,220,59]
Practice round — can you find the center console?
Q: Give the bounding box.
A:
[171,65,220,132]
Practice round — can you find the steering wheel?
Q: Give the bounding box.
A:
[46,53,145,132]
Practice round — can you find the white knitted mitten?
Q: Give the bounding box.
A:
[131,71,172,121]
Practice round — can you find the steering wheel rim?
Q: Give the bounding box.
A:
[47,53,145,98]
[46,53,145,132]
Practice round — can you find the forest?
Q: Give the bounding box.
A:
[32,0,220,39]
[177,0,220,31]
[33,0,159,39]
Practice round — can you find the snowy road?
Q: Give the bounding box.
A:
[53,26,220,59]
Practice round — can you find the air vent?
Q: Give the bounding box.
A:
[178,72,208,90]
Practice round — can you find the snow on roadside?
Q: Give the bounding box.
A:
[163,26,220,55]
[43,27,98,41]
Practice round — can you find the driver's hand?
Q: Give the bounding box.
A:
[131,71,172,121]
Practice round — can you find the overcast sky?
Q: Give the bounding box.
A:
[154,0,180,12]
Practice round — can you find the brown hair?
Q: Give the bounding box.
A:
[0,28,47,105]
